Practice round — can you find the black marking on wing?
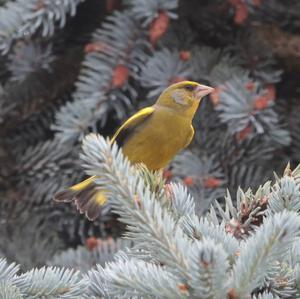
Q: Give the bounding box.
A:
[114,113,153,147]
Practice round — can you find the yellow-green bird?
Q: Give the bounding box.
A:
[54,81,214,220]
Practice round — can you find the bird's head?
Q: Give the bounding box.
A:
[156,81,214,116]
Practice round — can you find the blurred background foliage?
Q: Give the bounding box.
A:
[0,0,300,269]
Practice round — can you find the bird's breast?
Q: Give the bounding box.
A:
[122,109,192,170]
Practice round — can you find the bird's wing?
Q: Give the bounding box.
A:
[111,106,155,146]
[54,175,106,221]
[184,125,195,148]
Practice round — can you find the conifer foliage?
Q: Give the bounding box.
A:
[2,135,300,298]
[1,0,300,297]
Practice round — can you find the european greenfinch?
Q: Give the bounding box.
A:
[54,81,214,220]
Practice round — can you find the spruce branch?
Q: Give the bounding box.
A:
[209,61,248,86]
[171,150,226,214]
[14,267,87,298]
[77,134,300,297]
[87,258,187,299]
[0,1,24,54]
[268,176,300,214]
[0,45,82,135]
[12,267,88,298]
[0,258,88,298]
[289,106,300,162]
[80,133,193,281]
[247,0,300,29]
[294,262,300,296]
[189,239,229,299]
[180,215,239,261]
[0,0,84,54]
[21,0,85,37]
[52,10,149,142]
[52,96,106,143]
[125,0,178,25]
[231,30,283,84]
[215,75,291,147]
[263,261,296,298]
[215,76,271,134]
[139,49,193,100]
[0,84,15,125]
[165,183,239,261]
[231,211,300,297]
[190,46,244,85]
[0,258,20,282]
[135,164,166,200]
[0,281,23,299]
[228,163,270,193]
[8,40,54,83]
[285,163,300,185]
[252,293,277,299]
[168,183,195,219]
[5,100,59,155]
[193,104,279,171]
[4,137,300,297]
[48,238,130,272]
[190,46,225,83]
[211,182,271,239]
[227,135,279,164]
[0,202,65,269]
[15,138,81,204]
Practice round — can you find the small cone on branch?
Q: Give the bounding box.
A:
[234,3,248,25]
[265,84,276,102]
[149,11,169,46]
[163,169,173,180]
[229,0,249,25]
[179,50,191,61]
[183,176,194,186]
[177,283,189,294]
[106,0,120,12]
[245,81,255,91]
[86,237,100,251]
[203,177,222,188]
[254,96,269,110]
[236,125,252,141]
[112,65,129,88]
[84,42,110,53]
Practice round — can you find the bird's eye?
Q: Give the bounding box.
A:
[184,85,194,91]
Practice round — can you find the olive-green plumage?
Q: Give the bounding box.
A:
[54,81,214,220]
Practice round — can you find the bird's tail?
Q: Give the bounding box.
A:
[53,175,107,221]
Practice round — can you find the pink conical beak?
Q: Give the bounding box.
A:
[195,84,214,99]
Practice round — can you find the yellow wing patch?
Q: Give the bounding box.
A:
[95,192,107,206]
[70,175,96,191]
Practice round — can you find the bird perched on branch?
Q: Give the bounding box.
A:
[54,81,214,220]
